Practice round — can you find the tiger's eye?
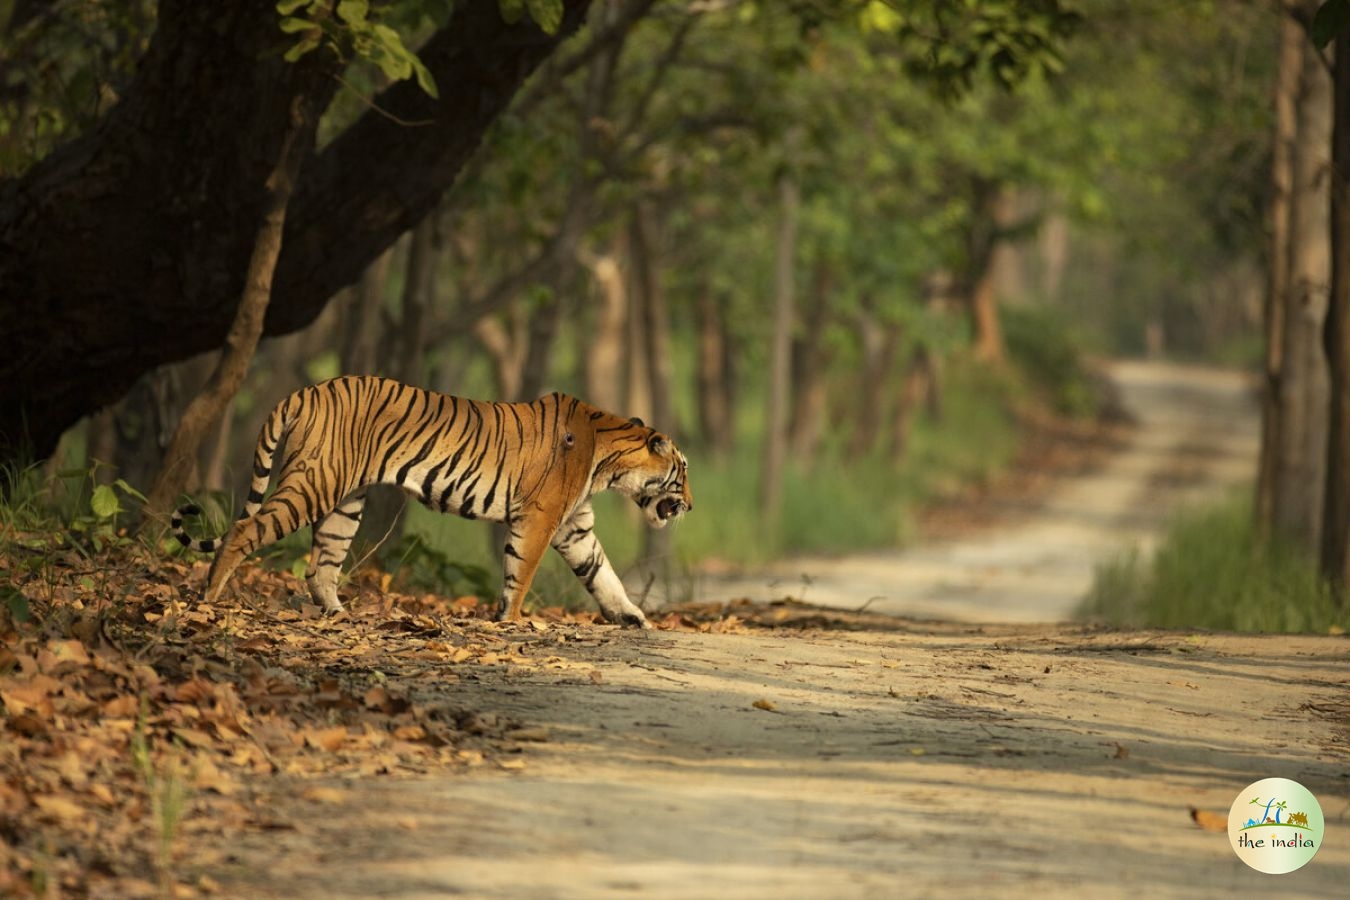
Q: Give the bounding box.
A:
[563,431,575,449]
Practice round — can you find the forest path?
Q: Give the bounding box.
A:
[209,361,1350,899]
[696,359,1261,623]
[222,625,1350,899]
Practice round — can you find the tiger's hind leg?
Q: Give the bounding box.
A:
[306,490,367,614]
[550,502,649,628]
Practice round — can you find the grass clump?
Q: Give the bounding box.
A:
[1080,495,1348,634]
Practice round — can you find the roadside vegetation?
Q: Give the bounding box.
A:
[1081,495,1349,635]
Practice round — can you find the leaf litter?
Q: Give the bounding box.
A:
[0,536,634,898]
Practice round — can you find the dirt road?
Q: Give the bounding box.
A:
[699,360,1262,622]
[211,362,1349,898]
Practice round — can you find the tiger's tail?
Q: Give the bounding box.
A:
[171,392,298,553]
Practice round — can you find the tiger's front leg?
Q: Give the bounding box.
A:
[550,502,649,629]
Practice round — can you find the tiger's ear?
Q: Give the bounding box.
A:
[628,416,645,427]
[647,433,668,454]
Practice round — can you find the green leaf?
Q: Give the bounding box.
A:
[276,0,310,14]
[412,57,439,99]
[498,0,525,25]
[90,484,121,519]
[1313,0,1350,48]
[279,16,319,33]
[290,557,309,579]
[337,0,370,26]
[3,587,31,623]
[525,0,563,34]
[113,478,148,503]
[284,36,321,62]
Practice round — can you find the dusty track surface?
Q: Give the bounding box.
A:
[215,623,1348,898]
[206,362,1350,898]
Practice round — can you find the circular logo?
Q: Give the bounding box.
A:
[1228,778,1324,874]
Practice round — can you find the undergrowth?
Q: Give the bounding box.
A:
[1080,495,1348,634]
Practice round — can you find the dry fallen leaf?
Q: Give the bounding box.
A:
[752,699,776,712]
[1189,807,1227,833]
[301,787,348,804]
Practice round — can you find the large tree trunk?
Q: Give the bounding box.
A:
[1257,15,1302,541]
[0,0,597,466]
[144,91,318,520]
[1323,32,1350,592]
[1272,30,1333,550]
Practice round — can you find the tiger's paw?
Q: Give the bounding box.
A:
[610,609,650,630]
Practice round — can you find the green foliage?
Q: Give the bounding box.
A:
[276,0,438,97]
[68,474,145,554]
[1080,496,1349,634]
[384,533,495,598]
[875,0,1082,98]
[499,0,564,35]
[0,0,156,175]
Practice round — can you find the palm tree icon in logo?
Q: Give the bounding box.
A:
[1243,796,1303,829]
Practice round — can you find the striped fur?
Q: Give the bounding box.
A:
[173,376,691,627]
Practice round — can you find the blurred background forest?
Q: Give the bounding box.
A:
[0,0,1307,613]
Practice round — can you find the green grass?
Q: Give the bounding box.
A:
[1080,495,1348,634]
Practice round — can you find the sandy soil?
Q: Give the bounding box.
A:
[204,361,1350,898]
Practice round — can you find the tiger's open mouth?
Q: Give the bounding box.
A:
[656,498,684,521]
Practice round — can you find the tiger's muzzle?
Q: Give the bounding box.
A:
[656,497,690,522]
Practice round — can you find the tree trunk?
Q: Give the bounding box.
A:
[889,350,933,467]
[847,309,900,461]
[789,259,833,464]
[630,200,676,431]
[581,249,628,412]
[0,0,598,466]
[392,216,437,385]
[1323,32,1350,592]
[342,252,394,375]
[1257,15,1302,542]
[518,295,566,400]
[966,181,1014,365]
[1272,30,1333,550]
[143,92,317,521]
[696,286,735,459]
[1038,209,1070,306]
[758,162,799,526]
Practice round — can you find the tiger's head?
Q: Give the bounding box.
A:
[598,416,693,529]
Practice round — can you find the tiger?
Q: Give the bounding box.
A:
[172,376,692,628]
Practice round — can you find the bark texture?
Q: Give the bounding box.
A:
[1256,15,1302,540]
[1322,34,1350,591]
[1272,31,1333,550]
